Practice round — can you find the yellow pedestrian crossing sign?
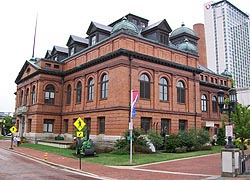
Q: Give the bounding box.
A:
[9,126,17,134]
[76,131,84,137]
[74,117,86,131]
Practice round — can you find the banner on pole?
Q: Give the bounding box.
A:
[131,90,138,119]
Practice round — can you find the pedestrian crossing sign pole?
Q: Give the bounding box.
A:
[9,126,17,149]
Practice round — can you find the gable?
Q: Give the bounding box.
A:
[86,22,112,35]
[15,60,40,84]
[142,19,172,35]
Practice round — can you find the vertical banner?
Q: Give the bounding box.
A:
[131,90,138,119]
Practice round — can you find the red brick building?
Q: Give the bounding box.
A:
[14,14,230,143]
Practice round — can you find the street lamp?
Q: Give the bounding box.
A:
[217,88,237,148]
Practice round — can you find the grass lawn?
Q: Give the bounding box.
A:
[20,143,222,166]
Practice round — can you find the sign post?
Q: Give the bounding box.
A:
[9,126,17,149]
[74,117,86,170]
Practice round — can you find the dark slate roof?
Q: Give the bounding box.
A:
[142,19,172,34]
[66,35,89,46]
[52,46,68,54]
[45,50,52,58]
[199,64,216,74]
[71,35,89,44]
[109,13,149,27]
[86,21,112,35]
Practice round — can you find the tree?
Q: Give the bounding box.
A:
[231,104,250,157]
[2,116,13,135]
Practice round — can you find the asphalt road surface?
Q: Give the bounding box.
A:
[0,148,106,180]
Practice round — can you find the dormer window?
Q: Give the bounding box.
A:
[70,47,75,56]
[140,22,146,28]
[132,19,137,25]
[91,35,96,45]
[159,33,167,45]
[54,56,58,61]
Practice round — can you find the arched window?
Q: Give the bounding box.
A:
[20,90,23,106]
[66,84,71,105]
[45,84,55,104]
[201,94,207,112]
[32,86,36,104]
[140,73,150,99]
[212,96,218,113]
[159,77,168,101]
[101,74,108,99]
[88,78,94,101]
[76,81,82,103]
[25,88,29,105]
[177,81,185,103]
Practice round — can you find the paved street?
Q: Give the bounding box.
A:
[0,148,103,180]
[1,140,250,180]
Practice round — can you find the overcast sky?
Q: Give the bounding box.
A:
[0,0,249,112]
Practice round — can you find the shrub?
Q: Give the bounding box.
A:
[147,130,163,150]
[175,147,187,153]
[165,134,181,152]
[55,134,64,140]
[135,145,153,154]
[234,138,247,150]
[114,128,147,150]
[178,130,196,150]
[196,128,210,146]
[217,128,226,146]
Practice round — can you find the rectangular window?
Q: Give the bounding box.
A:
[64,119,69,133]
[28,119,32,133]
[54,64,59,69]
[161,119,170,135]
[160,33,167,44]
[98,117,105,134]
[45,63,51,68]
[179,120,187,132]
[141,117,151,133]
[43,119,54,133]
[91,35,96,45]
[84,118,91,133]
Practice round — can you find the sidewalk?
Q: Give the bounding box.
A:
[1,140,249,180]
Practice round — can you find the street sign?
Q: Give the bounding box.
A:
[225,125,233,137]
[76,131,84,137]
[9,126,17,134]
[74,117,86,131]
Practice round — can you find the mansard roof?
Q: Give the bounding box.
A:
[86,21,112,35]
[66,35,89,46]
[142,19,172,34]
[51,46,68,55]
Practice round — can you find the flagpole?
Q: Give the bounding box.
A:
[32,13,38,58]
[129,90,133,165]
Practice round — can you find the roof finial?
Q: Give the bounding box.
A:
[181,22,185,27]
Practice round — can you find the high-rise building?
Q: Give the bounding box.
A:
[204,0,250,88]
